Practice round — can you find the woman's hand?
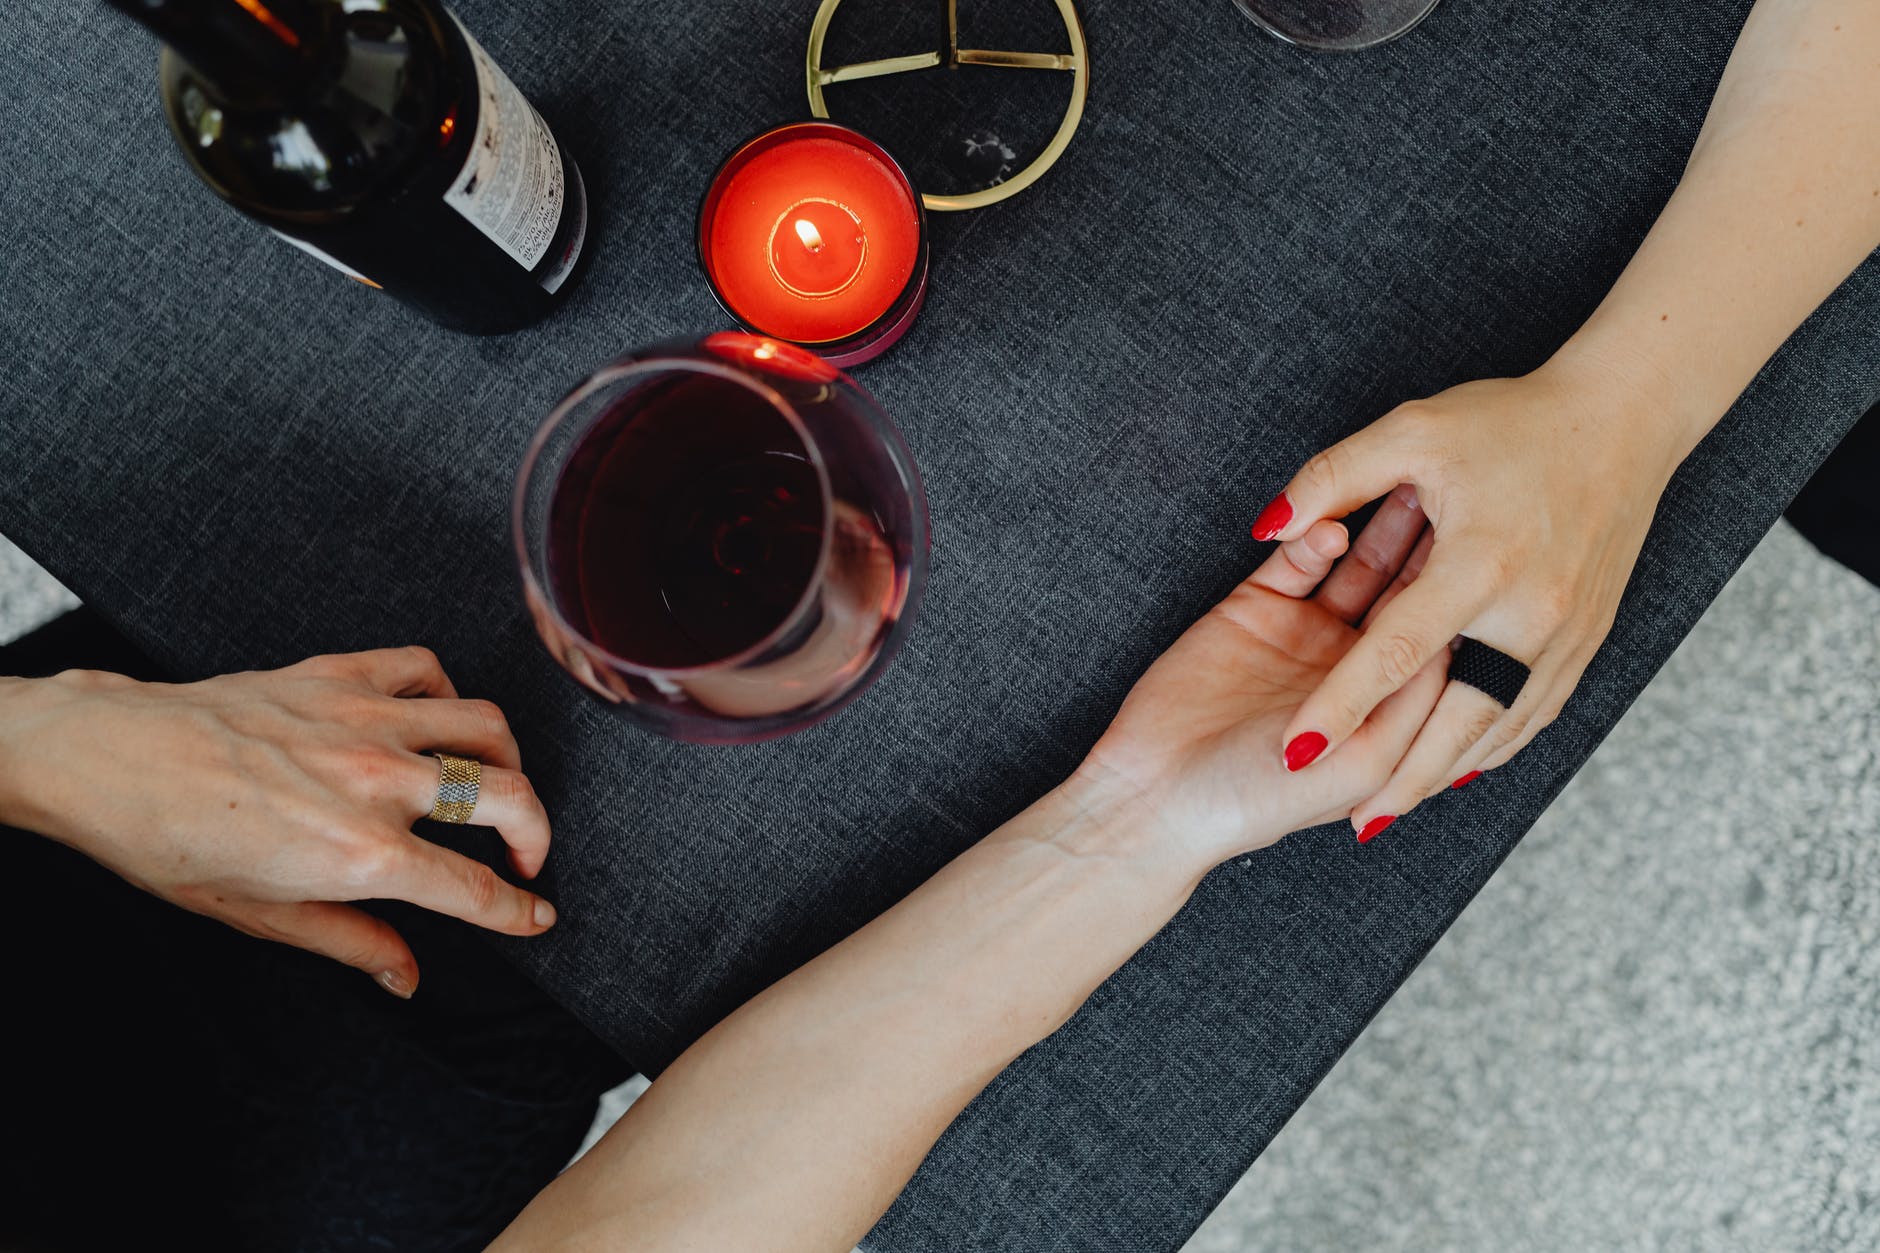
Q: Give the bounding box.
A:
[1079,487,1450,866]
[1249,354,1675,836]
[0,647,555,997]
[1249,0,1880,838]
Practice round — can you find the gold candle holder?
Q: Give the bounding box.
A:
[805,0,1090,212]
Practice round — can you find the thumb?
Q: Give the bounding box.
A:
[242,901,421,999]
[1253,415,1423,543]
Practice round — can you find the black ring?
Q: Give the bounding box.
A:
[1448,637,1530,709]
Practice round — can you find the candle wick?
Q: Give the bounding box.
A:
[793,218,825,253]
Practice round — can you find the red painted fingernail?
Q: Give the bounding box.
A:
[1250,493,1293,541]
[1452,771,1483,789]
[1357,815,1396,844]
[1283,731,1328,772]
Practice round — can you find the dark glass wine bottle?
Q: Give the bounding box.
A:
[107,0,590,334]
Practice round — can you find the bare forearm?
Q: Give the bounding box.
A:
[493,781,1213,1253]
[1552,0,1880,468]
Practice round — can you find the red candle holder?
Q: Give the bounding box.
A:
[698,122,929,369]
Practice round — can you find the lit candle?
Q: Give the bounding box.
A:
[699,123,929,369]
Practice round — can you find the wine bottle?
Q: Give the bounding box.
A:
[107,0,590,334]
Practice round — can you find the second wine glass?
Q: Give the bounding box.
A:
[1230,0,1440,51]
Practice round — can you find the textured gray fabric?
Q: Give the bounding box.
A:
[0,2,1874,1250]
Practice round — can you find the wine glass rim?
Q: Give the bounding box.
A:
[1229,0,1441,51]
[511,349,838,679]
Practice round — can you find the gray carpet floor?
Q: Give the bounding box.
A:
[4,523,1874,1250]
[0,538,77,637]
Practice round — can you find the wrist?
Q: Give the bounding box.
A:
[1042,759,1274,890]
[0,671,129,839]
[0,675,51,831]
[1543,317,1730,477]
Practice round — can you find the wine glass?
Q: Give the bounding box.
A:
[1230,0,1440,50]
[513,333,929,743]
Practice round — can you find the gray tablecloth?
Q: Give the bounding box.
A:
[2,1,1875,1248]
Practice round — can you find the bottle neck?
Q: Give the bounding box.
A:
[108,0,330,102]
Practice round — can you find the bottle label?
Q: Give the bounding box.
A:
[443,15,565,272]
[538,160,587,294]
[269,228,383,288]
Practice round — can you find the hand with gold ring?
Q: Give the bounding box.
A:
[0,646,557,998]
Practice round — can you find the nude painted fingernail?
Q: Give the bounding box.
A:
[376,969,414,1000]
[1283,731,1328,772]
[1357,815,1396,844]
[1250,493,1293,541]
[1452,770,1483,789]
[534,898,558,928]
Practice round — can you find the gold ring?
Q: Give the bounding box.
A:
[429,753,481,824]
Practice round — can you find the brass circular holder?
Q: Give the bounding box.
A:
[806,0,1089,212]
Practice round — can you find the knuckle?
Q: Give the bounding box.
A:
[1300,447,1344,499]
[1487,544,1527,590]
[467,699,511,744]
[513,773,545,818]
[316,654,373,687]
[484,767,524,811]
[342,743,402,790]
[461,862,505,916]
[1330,694,1375,734]
[1374,632,1427,688]
[338,935,389,970]
[1530,577,1577,627]
[324,683,383,722]
[1386,400,1440,438]
[1490,713,1530,749]
[335,830,401,889]
[404,645,444,678]
[1458,702,1501,745]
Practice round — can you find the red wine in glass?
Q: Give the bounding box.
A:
[515,335,928,743]
[549,374,826,669]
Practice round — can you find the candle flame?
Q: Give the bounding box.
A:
[793,219,825,253]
